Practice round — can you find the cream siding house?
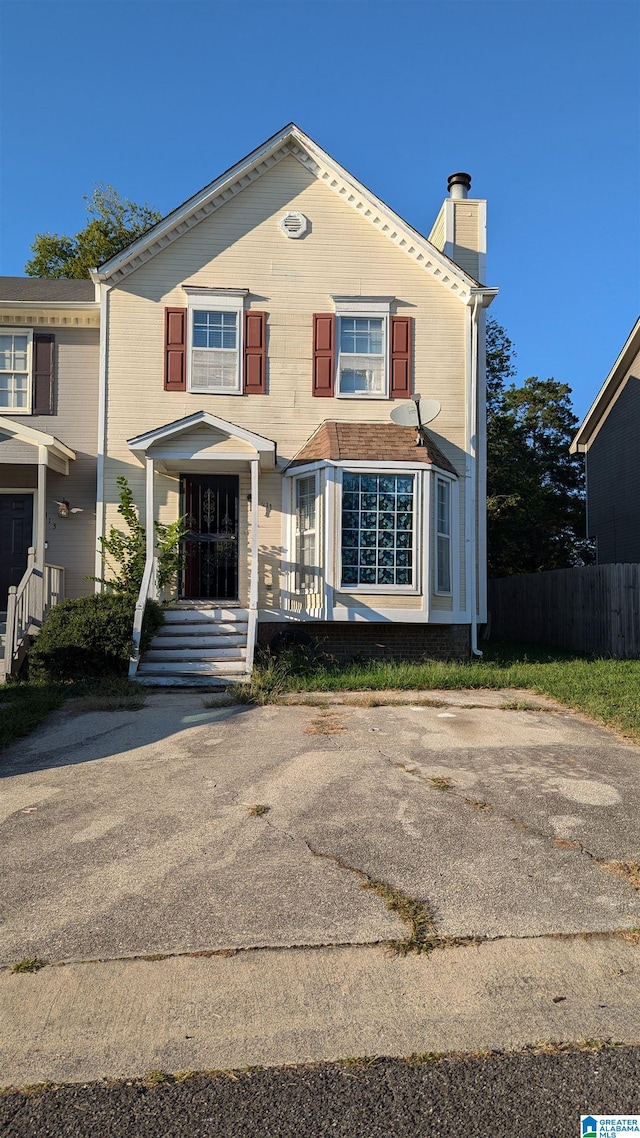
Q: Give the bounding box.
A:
[0,278,100,678]
[88,124,496,683]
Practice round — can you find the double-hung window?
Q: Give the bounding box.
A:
[435,477,452,593]
[294,474,318,593]
[0,330,31,412]
[332,297,393,398]
[185,288,246,395]
[341,472,415,588]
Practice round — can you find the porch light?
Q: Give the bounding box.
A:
[57,499,70,519]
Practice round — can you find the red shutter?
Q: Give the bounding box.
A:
[312,313,335,397]
[243,311,267,394]
[390,316,412,399]
[164,307,187,391]
[33,333,55,415]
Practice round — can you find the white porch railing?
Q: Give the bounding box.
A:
[128,556,158,679]
[246,607,258,674]
[1,550,66,682]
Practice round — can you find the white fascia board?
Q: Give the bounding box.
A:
[571,317,640,453]
[127,411,276,466]
[0,415,76,460]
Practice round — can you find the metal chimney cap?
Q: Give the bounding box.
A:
[447,172,472,198]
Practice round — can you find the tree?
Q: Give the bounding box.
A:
[25,184,161,278]
[486,318,592,577]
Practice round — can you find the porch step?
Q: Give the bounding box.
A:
[151,633,247,649]
[134,675,250,688]
[144,647,247,662]
[138,660,248,676]
[163,608,249,623]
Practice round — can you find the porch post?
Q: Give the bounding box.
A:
[145,454,155,571]
[250,458,259,611]
[36,445,47,570]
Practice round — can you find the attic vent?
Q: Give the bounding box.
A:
[280,211,308,239]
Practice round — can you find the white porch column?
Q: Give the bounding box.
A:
[250,458,259,611]
[145,455,155,566]
[36,445,47,570]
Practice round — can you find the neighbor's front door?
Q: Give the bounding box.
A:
[0,493,34,608]
[181,474,239,600]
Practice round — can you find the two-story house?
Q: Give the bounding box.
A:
[571,317,640,564]
[0,278,99,676]
[90,125,497,682]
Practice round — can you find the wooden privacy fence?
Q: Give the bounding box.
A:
[488,563,640,658]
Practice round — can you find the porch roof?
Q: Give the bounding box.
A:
[286,421,458,476]
[127,411,277,470]
[0,415,76,471]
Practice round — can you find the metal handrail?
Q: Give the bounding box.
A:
[128,556,158,679]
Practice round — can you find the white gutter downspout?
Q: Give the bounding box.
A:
[93,278,109,588]
[468,293,483,658]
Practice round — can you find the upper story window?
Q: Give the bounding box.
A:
[0,330,31,411]
[332,296,393,400]
[338,317,385,396]
[184,287,247,396]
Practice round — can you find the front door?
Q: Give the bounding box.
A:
[0,493,34,607]
[181,474,239,600]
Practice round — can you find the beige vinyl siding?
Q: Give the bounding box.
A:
[452,202,481,282]
[334,593,423,610]
[104,156,470,617]
[150,426,257,459]
[428,206,445,252]
[0,327,99,599]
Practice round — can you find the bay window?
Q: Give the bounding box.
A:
[294,474,318,593]
[436,477,452,593]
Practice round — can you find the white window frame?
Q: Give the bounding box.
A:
[332,296,393,400]
[292,471,319,596]
[0,328,33,415]
[337,465,420,594]
[184,287,247,396]
[435,476,453,595]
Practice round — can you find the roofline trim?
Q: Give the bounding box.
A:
[571,317,640,452]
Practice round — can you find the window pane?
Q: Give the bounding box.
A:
[437,535,451,592]
[193,311,237,349]
[295,476,317,593]
[192,348,238,389]
[340,473,414,587]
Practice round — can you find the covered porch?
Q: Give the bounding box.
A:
[125,411,276,681]
[0,416,74,680]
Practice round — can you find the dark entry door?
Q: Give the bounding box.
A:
[0,493,34,607]
[181,474,239,600]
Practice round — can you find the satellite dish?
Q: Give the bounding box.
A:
[390,396,441,428]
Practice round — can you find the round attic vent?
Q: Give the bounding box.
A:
[280,211,308,239]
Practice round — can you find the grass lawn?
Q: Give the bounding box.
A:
[2,643,640,750]
[244,641,640,744]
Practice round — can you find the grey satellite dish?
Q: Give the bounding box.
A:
[390,396,441,428]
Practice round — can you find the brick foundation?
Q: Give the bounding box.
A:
[257,622,471,663]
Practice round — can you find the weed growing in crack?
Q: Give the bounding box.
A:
[247,804,270,817]
[11,958,48,974]
[145,1070,168,1087]
[428,777,457,791]
[602,860,640,889]
[360,879,437,954]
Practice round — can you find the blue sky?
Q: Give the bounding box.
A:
[0,0,638,419]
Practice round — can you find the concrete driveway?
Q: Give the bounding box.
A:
[2,689,640,1085]
[2,691,639,965]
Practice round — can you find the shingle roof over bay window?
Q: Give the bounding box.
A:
[287,421,458,475]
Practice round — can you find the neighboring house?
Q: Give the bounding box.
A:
[0,278,99,677]
[91,124,497,682]
[571,317,640,564]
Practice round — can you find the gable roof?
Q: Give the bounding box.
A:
[90,124,496,306]
[571,317,640,453]
[127,410,276,469]
[286,421,458,476]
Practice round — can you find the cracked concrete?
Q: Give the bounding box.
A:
[1,691,640,1085]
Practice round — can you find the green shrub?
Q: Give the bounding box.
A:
[28,594,164,682]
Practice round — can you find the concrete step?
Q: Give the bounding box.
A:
[163,608,249,623]
[155,623,248,638]
[137,660,248,676]
[144,647,247,662]
[151,634,247,650]
[133,674,250,688]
